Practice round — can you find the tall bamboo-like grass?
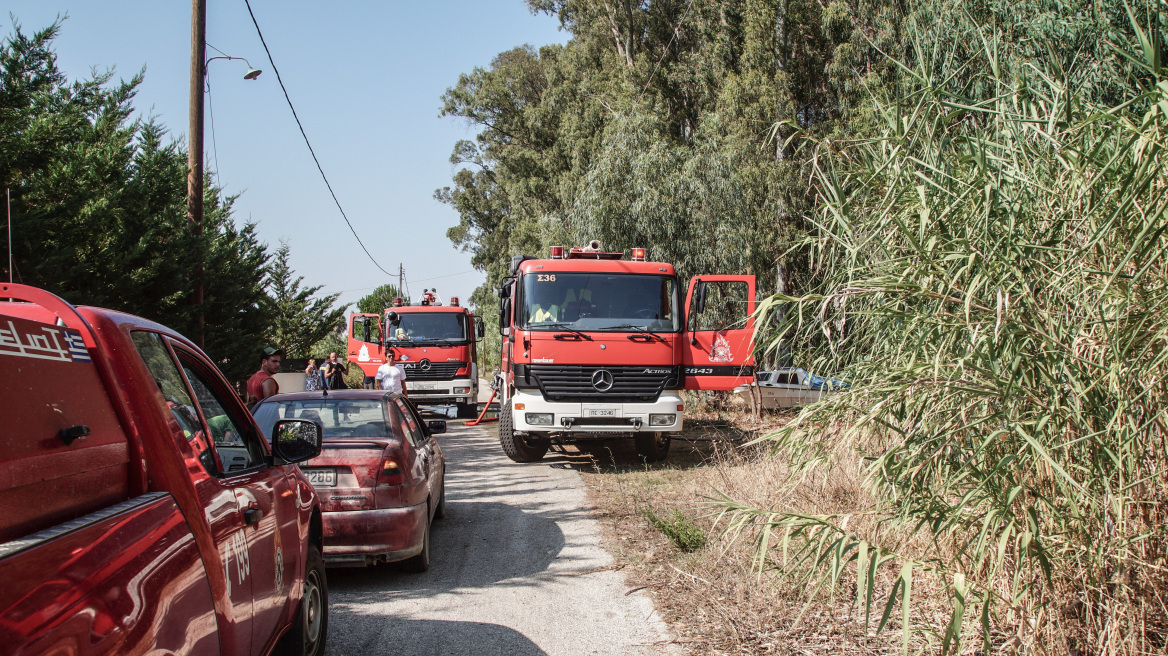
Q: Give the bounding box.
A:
[718,10,1168,656]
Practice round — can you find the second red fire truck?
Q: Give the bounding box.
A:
[348,290,485,417]
[495,242,756,463]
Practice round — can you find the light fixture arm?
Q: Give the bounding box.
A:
[205,54,262,80]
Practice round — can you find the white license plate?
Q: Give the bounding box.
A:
[585,407,620,418]
[303,468,337,487]
[411,382,439,391]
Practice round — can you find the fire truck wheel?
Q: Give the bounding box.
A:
[456,402,478,419]
[499,400,550,462]
[634,432,671,463]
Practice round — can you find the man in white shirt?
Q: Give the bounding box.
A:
[376,349,408,395]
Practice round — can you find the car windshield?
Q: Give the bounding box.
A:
[253,399,393,440]
[518,273,679,332]
[385,311,466,344]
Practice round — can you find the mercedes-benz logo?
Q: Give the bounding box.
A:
[591,369,614,392]
[419,358,432,371]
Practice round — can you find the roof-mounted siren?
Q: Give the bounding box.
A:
[450,296,460,307]
[392,297,404,307]
[630,247,647,261]
[549,245,566,259]
[420,288,442,306]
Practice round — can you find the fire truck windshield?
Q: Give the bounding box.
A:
[385,312,467,344]
[518,273,679,332]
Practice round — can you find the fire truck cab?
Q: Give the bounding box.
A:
[496,243,756,463]
[348,291,485,418]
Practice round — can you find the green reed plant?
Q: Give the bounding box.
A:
[718,7,1168,655]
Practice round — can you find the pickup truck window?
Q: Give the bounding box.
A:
[178,358,267,474]
[131,331,201,442]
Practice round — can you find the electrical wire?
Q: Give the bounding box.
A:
[241,0,394,277]
[206,77,222,194]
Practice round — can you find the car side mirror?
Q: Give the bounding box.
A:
[427,420,447,434]
[271,419,322,464]
[475,318,485,340]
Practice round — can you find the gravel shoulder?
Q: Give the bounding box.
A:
[323,419,680,656]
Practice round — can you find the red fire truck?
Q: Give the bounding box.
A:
[496,242,756,462]
[348,290,485,417]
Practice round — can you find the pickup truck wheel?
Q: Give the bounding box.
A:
[499,400,550,463]
[634,431,671,463]
[403,518,431,573]
[277,544,328,656]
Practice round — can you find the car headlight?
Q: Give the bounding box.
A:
[649,413,676,427]
[525,413,554,426]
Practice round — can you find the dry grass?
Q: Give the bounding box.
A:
[567,397,1168,655]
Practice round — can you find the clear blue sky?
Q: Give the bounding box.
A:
[5,1,565,312]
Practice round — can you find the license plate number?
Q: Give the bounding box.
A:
[411,382,439,391]
[303,468,337,487]
[586,408,619,417]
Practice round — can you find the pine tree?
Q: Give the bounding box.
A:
[263,241,347,358]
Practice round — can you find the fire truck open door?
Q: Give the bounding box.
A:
[348,313,382,364]
[681,275,756,390]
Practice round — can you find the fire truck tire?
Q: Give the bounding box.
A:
[499,400,550,462]
[456,402,477,419]
[634,432,671,463]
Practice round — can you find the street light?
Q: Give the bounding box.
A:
[207,54,263,81]
[187,0,261,347]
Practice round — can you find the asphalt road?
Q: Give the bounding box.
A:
[323,419,678,656]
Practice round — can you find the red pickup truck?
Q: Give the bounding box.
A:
[0,283,329,656]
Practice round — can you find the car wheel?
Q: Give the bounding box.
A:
[634,431,671,463]
[275,543,328,656]
[403,518,430,573]
[434,475,446,520]
[498,399,550,462]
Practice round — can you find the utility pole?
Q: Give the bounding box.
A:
[398,263,404,297]
[188,0,206,347]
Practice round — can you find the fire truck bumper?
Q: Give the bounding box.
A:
[510,389,684,434]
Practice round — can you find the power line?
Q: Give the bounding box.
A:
[241,0,393,277]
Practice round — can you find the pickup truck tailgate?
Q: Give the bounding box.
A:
[0,493,220,656]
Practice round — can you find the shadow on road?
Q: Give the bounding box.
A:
[325,618,549,656]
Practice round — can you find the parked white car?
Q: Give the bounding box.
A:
[734,367,845,408]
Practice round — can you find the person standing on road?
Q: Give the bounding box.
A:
[375,349,408,395]
[246,346,282,407]
[322,352,348,390]
[304,358,321,391]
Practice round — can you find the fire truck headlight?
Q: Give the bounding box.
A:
[649,413,676,427]
[454,386,470,394]
[525,413,554,426]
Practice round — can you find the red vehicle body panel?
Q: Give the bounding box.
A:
[504,255,757,390]
[0,493,220,656]
[0,283,324,656]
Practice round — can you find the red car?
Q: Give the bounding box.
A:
[252,390,446,571]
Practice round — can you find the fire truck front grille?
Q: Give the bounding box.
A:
[401,361,464,381]
[518,365,679,403]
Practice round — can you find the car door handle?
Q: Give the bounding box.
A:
[245,508,263,525]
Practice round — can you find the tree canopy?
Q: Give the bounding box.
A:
[1,20,344,381]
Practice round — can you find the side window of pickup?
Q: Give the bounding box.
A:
[131,331,218,474]
[177,357,267,475]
